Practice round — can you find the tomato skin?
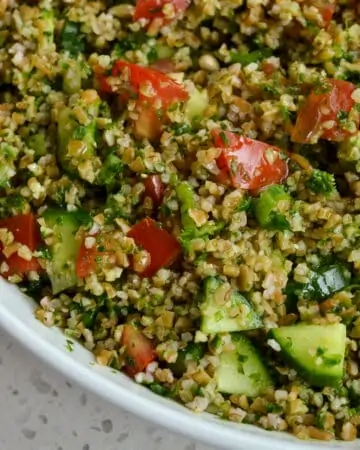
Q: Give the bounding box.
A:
[134,0,190,21]
[320,3,336,26]
[76,234,113,278]
[111,61,189,107]
[76,239,97,278]
[0,213,41,276]
[98,62,188,139]
[128,217,181,277]
[143,175,165,207]
[121,324,156,377]
[150,59,176,74]
[212,130,288,191]
[291,79,358,144]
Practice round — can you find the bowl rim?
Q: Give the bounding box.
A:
[0,280,354,450]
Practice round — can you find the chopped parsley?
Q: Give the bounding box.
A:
[65,339,74,352]
[306,169,337,196]
[230,48,273,66]
[60,21,85,56]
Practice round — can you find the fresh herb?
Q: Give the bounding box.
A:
[337,110,349,124]
[112,33,148,58]
[254,185,291,231]
[341,69,360,85]
[236,196,252,212]
[97,153,124,191]
[230,48,273,66]
[179,221,225,252]
[172,123,192,135]
[266,211,290,231]
[147,47,158,63]
[219,131,229,146]
[72,125,87,140]
[149,383,172,397]
[306,169,337,196]
[60,21,85,56]
[66,339,74,352]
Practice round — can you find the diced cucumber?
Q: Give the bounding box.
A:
[0,143,19,187]
[285,263,351,305]
[176,181,197,231]
[270,323,346,387]
[185,88,209,122]
[57,91,100,182]
[27,131,48,158]
[63,61,83,94]
[42,208,91,294]
[216,333,273,396]
[255,184,290,231]
[155,44,175,60]
[168,342,206,377]
[200,277,262,334]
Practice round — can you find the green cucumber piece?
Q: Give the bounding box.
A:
[285,264,351,304]
[255,184,290,231]
[169,342,206,377]
[57,92,100,182]
[216,333,273,396]
[185,88,209,122]
[270,323,346,387]
[200,277,262,334]
[42,208,91,294]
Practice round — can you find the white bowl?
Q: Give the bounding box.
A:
[0,278,356,450]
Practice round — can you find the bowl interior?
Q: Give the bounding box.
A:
[0,278,356,450]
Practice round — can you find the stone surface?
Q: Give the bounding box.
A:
[0,328,217,450]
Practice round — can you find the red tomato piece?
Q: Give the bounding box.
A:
[134,0,190,21]
[121,324,156,377]
[212,130,288,191]
[320,3,336,26]
[150,58,176,74]
[291,79,358,144]
[111,61,189,108]
[0,213,41,276]
[76,234,113,278]
[143,175,165,207]
[127,217,181,277]
[98,62,188,140]
[133,106,162,141]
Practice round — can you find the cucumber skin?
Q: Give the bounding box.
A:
[200,277,262,334]
[216,333,273,396]
[269,323,346,388]
[42,209,91,294]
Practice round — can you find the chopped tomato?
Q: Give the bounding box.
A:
[128,217,181,277]
[98,61,188,139]
[143,175,165,207]
[291,79,358,144]
[133,107,162,141]
[150,58,176,74]
[121,324,156,377]
[0,213,41,276]
[320,3,336,26]
[76,234,114,278]
[110,61,188,107]
[134,0,190,21]
[212,130,288,191]
[262,61,277,76]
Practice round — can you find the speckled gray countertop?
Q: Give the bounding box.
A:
[0,327,217,450]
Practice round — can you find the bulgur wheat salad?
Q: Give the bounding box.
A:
[1,0,360,442]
